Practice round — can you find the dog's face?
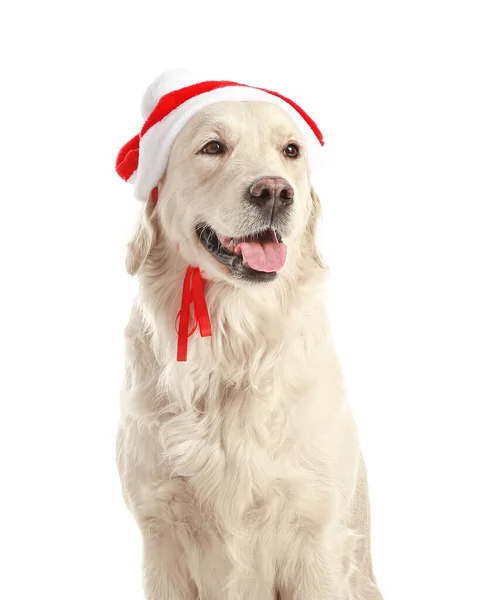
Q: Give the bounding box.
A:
[128,101,319,285]
[157,101,314,284]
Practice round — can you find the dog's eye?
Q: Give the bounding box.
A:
[283,143,300,158]
[201,141,225,155]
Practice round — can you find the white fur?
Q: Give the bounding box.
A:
[117,102,383,600]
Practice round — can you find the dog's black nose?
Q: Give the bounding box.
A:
[248,177,294,208]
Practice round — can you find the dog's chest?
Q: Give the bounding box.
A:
[158,374,336,527]
[154,305,344,526]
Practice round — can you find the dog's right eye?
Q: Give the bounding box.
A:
[200,141,225,155]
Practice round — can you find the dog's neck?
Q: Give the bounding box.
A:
[135,231,325,363]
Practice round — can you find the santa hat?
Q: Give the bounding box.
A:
[116,69,325,202]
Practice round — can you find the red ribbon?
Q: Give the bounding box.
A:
[175,266,212,362]
[150,188,211,361]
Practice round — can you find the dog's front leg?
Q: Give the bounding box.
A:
[277,532,335,600]
[277,525,373,600]
[141,522,198,600]
[341,457,383,600]
[279,459,383,600]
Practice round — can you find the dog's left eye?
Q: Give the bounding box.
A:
[284,143,300,158]
[201,141,225,155]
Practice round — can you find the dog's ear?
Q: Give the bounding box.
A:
[125,194,158,276]
[304,186,327,270]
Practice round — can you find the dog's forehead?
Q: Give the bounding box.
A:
[186,101,303,140]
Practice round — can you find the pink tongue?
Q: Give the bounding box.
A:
[235,240,287,272]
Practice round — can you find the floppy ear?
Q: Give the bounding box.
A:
[125,194,158,276]
[304,186,327,270]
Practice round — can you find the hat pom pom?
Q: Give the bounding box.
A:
[140,68,200,119]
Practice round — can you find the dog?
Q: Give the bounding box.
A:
[116,92,383,599]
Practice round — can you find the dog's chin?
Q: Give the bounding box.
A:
[194,223,286,284]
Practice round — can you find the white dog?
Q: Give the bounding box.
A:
[116,72,383,600]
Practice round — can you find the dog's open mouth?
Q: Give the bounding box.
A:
[195,224,287,282]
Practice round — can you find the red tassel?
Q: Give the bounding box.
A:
[115,134,140,181]
[176,266,212,362]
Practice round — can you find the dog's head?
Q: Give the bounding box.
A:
[127,101,323,285]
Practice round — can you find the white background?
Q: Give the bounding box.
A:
[1,1,490,598]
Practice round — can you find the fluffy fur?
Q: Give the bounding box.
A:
[117,101,383,600]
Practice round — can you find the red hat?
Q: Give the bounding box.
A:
[116,69,325,202]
